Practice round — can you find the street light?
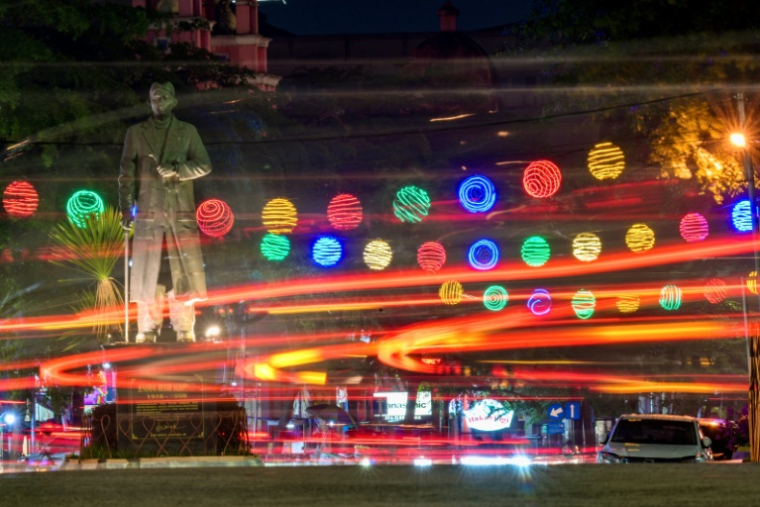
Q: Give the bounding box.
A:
[734,92,760,463]
[731,132,748,148]
[205,325,221,340]
[0,411,17,462]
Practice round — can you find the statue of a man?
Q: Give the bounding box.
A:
[119,82,211,343]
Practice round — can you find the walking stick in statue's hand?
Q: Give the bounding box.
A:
[124,228,130,343]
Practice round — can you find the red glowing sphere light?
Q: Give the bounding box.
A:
[679,212,709,242]
[704,278,728,304]
[196,199,234,237]
[327,193,363,231]
[3,181,39,218]
[417,241,446,273]
[523,160,562,198]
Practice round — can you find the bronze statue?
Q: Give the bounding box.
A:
[119,82,211,343]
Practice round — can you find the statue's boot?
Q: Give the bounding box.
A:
[168,289,196,342]
[135,331,157,344]
[135,284,167,344]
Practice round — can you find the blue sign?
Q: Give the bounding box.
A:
[547,422,565,435]
[565,401,581,420]
[547,403,564,420]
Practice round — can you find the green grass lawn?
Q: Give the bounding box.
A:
[1,464,757,506]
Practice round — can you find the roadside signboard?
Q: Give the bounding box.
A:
[547,403,564,420]
[565,401,581,420]
[547,422,565,435]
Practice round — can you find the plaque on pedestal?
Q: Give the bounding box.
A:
[118,375,213,456]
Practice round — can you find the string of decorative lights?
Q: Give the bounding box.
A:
[458,175,496,213]
[679,212,709,242]
[571,289,596,320]
[260,233,290,261]
[659,285,682,311]
[263,198,298,234]
[312,236,343,267]
[731,199,753,232]
[363,239,393,271]
[327,193,363,231]
[393,186,431,223]
[196,198,234,237]
[417,241,446,273]
[483,285,508,311]
[748,271,758,295]
[3,181,39,218]
[704,278,727,304]
[66,190,104,228]
[521,236,551,267]
[572,232,602,262]
[467,239,499,271]
[523,160,561,198]
[616,294,640,314]
[625,224,656,253]
[439,280,464,305]
[527,288,552,316]
[588,142,625,180]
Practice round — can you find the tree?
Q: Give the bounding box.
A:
[0,0,263,162]
[502,0,760,203]
[516,1,760,46]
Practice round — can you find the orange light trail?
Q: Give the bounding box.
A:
[499,368,746,394]
[0,235,754,334]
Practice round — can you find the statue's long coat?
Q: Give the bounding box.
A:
[119,116,211,304]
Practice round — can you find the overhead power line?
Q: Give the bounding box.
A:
[2,91,704,153]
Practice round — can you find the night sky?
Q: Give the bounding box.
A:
[258,0,532,35]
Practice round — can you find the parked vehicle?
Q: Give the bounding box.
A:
[698,418,740,460]
[597,414,711,463]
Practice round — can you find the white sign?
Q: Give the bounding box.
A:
[463,399,514,432]
[373,391,432,420]
[374,392,408,421]
[415,390,432,418]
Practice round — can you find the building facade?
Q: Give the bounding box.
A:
[124,0,280,90]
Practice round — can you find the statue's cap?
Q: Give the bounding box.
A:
[149,82,175,97]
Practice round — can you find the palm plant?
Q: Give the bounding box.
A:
[49,206,127,342]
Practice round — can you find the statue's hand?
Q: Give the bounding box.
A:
[120,214,134,231]
[157,163,179,180]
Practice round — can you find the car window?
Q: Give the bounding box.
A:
[611,419,697,445]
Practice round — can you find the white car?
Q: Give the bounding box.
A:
[597,414,712,463]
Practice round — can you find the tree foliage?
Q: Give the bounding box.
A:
[504,0,760,202]
[518,0,760,46]
[0,0,261,160]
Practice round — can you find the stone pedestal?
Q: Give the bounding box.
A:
[105,346,247,457]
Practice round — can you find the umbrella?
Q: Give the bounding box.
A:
[306,404,356,426]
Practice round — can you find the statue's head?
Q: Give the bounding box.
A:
[148,82,177,119]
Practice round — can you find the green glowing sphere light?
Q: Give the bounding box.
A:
[483,285,508,311]
[659,285,682,311]
[521,236,551,267]
[393,186,431,223]
[66,190,104,228]
[260,233,290,261]
[571,289,596,320]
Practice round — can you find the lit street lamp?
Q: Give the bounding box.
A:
[731,132,747,148]
[733,92,760,463]
[0,412,17,462]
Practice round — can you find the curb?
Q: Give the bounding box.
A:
[66,456,264,470]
